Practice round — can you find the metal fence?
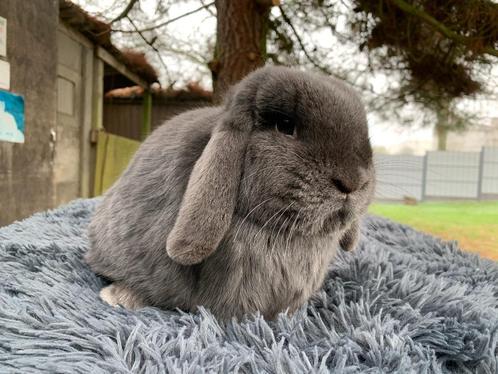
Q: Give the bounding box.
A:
[374,147,498,201]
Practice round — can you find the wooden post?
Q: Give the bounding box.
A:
[91,57,104,196]
[92,58,104,132]
[141,90,152,141]
[79,46,95,198]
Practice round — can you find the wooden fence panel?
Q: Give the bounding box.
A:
[103,103,143,141]
[94,131,140,195]
[103,99,211,140]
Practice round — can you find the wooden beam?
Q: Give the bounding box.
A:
[92,58,104,131]
[96,46,149,88]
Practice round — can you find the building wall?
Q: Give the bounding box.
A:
[0,1,59,226]
[445,124,498,152]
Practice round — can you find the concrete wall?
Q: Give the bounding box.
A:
[446,124,498,152]
[0,1,59,226]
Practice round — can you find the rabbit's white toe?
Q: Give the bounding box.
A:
[99,284,145,309]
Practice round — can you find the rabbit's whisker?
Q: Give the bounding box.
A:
[253,202,296,244]
[270,216,291,255]
[233,197,273,243]
[285,208,303,254]
[268,202,295,253]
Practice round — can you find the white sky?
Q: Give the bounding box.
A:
[78,0,498,153]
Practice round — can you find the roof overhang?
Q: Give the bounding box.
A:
[59,0,159,89]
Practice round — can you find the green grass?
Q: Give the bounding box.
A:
[369,201,498,260]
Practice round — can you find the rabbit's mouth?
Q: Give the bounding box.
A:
[330,205,355,231]
[312,205,355,236]
[337,207,353,226]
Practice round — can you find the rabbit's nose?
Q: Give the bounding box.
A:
[331,178,357,194]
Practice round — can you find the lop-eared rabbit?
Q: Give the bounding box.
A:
[86,66,375,320]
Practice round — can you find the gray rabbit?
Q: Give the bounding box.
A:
[85,66,375,320]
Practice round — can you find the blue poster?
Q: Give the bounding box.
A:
[0,90,25,143]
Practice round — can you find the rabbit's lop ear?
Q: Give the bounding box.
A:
[166,112,251,265]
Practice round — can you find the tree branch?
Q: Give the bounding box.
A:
[157,44,208,65]
[276,6,390,99]
[255,0,281,6]
[278,5,341,78]
[113,2,215,33]
[110,0,139,24]
[127,16,173,85]
[200,0,216,17]
[390,0,498,58]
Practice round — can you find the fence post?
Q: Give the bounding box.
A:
[477,147,485,200]
[421,152,428,201]
[141,90,152,141]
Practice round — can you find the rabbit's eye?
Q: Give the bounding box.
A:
[275,118,296,137]
[261,111,296,137]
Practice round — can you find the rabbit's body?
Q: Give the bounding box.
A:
[86,66,375,320]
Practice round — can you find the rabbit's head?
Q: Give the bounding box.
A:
[167,66,375,265]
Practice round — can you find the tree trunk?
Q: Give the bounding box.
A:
[435,122,448,151]
[211,0,274,102]
[435,100,450,150]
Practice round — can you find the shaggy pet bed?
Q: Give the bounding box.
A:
[0,200,497,374]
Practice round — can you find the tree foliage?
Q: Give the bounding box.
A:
[351,0,498,105]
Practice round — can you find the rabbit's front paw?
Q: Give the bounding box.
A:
[99,283,146,309]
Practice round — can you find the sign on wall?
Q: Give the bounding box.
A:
[0,90,24,143]
[0,60,10,90]
[0,16,6,57]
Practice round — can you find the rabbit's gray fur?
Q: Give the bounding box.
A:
[85,66,375,320]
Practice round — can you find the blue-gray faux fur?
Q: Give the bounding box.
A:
[0,199,497,374]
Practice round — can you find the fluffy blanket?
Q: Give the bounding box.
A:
[0,199,497,373]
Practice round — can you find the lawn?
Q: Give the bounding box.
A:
[369,201,498,261]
